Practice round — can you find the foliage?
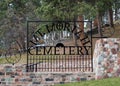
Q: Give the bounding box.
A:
[95,0,115,15]
[0,0,38,52]
[35,0,97,20]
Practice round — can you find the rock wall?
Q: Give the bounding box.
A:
[0,64,95,86]
[93,38,120,79]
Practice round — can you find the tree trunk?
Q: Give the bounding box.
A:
[78,15,84,38]
[115,2,119,21]
[97,12,102,37]
[93,18,98,28]
[115,8,118,20]
[108,8,114,27]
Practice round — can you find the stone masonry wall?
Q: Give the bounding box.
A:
[0,64,95,86]
[93,38,120,79]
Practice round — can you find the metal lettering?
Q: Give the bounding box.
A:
[80,35,90,45]
[56,22,64,30]
[69,46,75,55]
[29,40,37,45]
[45,24,51,33]
[64,22,70,31]
[77,46,84,55]
[83,46,91,55]
[44,46,52,55]
[28,46,91,55]
[35,29,44,37]
[54,47,60,55]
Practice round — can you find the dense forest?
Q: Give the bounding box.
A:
[0,0,120,56]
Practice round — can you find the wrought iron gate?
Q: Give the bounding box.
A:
[26,20,93,72]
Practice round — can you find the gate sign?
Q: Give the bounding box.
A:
[27,20,93,72]
[28,46,90,55]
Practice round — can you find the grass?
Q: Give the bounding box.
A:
[0,53,27,64]
[55,77,120,86]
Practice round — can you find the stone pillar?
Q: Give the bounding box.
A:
[93,38,120,79]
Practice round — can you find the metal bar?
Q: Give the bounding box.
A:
[38,56,39,72]
[70,56,73,71]
[26,21,29,72]
[68,55,69,72]
[59,55,60,71]
[42,55,43,71]
[77,56,78,71]
[44,55,46,71]
[27,20,92,23]
[92,36,107,38]
[90,21,93,72]
[83,55,85,72]
[48,55,49,72]
[35,63,37,72]
[74,56,75,71]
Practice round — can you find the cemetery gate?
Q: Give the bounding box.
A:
[26,20,93,72]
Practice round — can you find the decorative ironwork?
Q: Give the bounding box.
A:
[26,20,93,72]
[5,41,21,65]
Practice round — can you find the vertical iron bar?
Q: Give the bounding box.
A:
[78,55,79,71]
[59,55,60,72]
[68,55,69,72]
[74,56,75,71]
[57,55,58,72]
[30,57,31,71]
[55,55,57,72]
[65,55,66,72]
[86,55,88,72]
[62,55,63,72]
[36,47,38,72]
[86,55,87,71]
[52,55,53,72]
[46,55,49,72]
[90,21,93,72]
[68,47,70,71]
[82,55,84,72]
[48,55,49,72]
[51,55,52,72]
[88,55,89,71]
[33,56,34,72]
[44,55,46,72]
[62,48,63,72]
[54,55,56,72]
[42,55,43,72]
[73,55,74,71]
[79,55,80,71]
[70,55,73,71]
[39,55,40,72]
[26,21,29,72]
[35,63,37,72]
[80,55,82,72]
[85,55,86,72]
[51,55,54,72]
